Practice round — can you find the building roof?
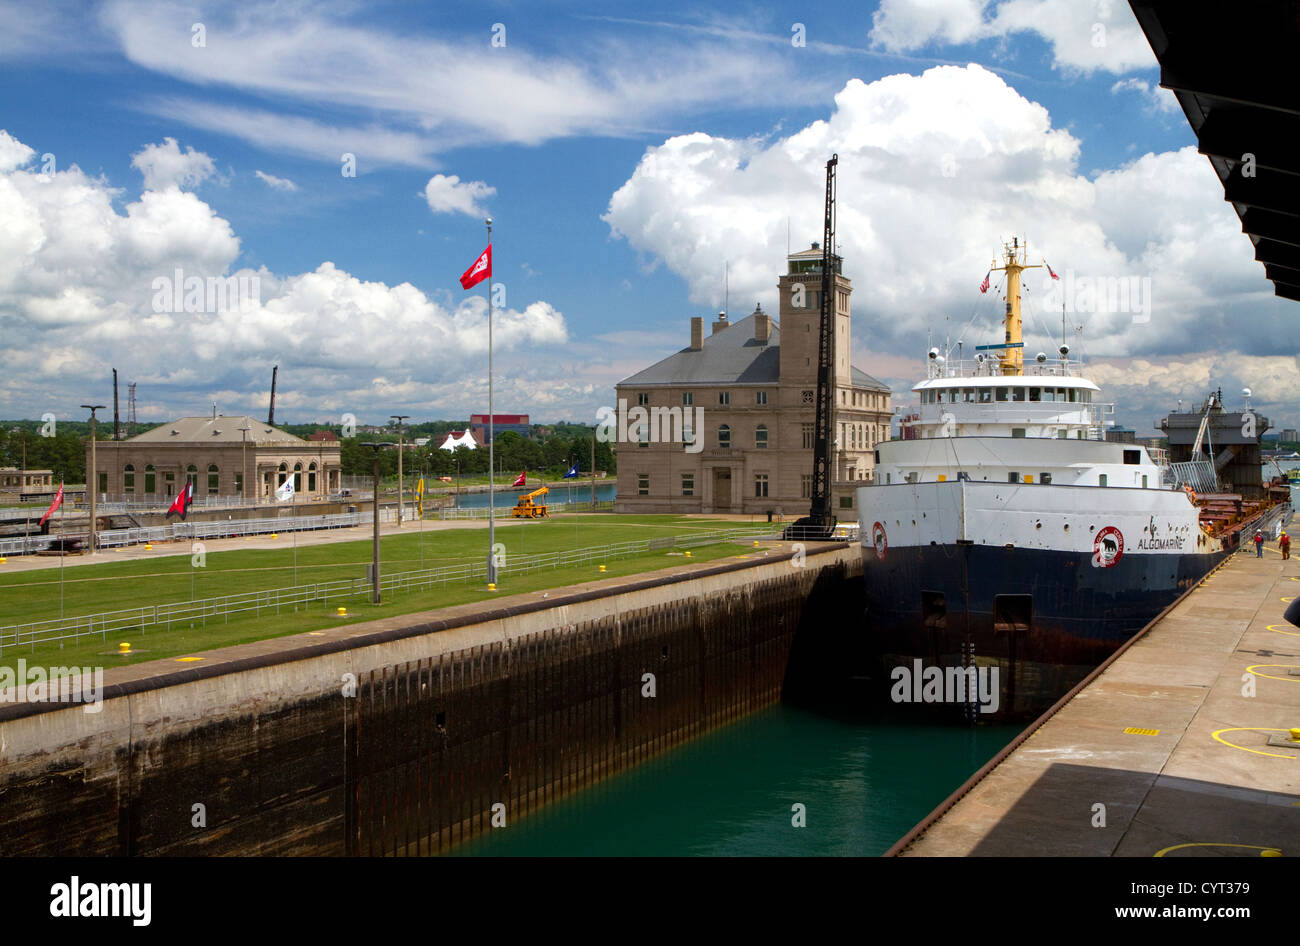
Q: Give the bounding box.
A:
[125,416,310,445]
[308,430,339,442]
[470,414,529,425]
[617,311,891,392]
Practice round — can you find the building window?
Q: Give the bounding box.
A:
[637,393,649,406]
[98,471,108,493]
[719,391,730,405]
[718,424,731,449]
[308,462,317,492]
[1008,472,1020,483]
[802,423,814,449]
[235,472,244,495]
[754,474,769,498]
[163,470,173,495]
[681,473,694,496]
[294,462,303,491]
[682,421,695,447]
[186,464,198,488]
[123,464,135,496]
[755,424,768,449]
[839,494,853,509]
[801,474,812,498]
[682,392,693,406]
[1099,474,1108,487]
[207,464,219,494]
[638,474,649,496]
[756,391,767,405]
[1041,473,1053,485]
[278,462,287,486]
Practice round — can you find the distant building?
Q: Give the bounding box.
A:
[612,243,892,515]
[0,467,55,498]
[1105,426,1136,443]
[470,414,529,442]
[1281,427,1298,443]
[308,430,339,442]
[88,415,341,501]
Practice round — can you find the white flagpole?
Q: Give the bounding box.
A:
[59,483,65,619]
[486,217,496,586]
[292,474,298,585]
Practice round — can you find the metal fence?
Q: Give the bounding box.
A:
[0,527,781,655]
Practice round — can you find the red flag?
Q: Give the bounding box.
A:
[166,481,195,520]
[1045,261,1059,281]
[512,471,526,487]
[460,244,492,289]
[39,482,64,526]
[979,271,990,294]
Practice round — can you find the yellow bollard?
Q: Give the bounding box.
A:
[753,540,760,547]
[144,543,153,551]
[0,557,6,564]
[685,551,692,557]
[488,582,497,591]
[118,642,132,654]
[271,533,278,539]
[337,607,347,616]
[598,564,606,572]
[1291,728,1300,743]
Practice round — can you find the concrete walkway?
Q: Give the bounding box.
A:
[897,545,1300,857]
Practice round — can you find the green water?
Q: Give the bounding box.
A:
[452,703,1023,857]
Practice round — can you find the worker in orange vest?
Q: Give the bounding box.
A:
[1282,532,1291,561]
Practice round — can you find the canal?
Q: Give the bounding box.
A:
[451,700,1023,857]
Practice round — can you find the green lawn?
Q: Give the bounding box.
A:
[0,515,775,672]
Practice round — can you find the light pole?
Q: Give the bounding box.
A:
[81,404,105,555]
[485,216,497,586]
[239,425,251,503]
[391,414,408,527]
[361,442,384,603]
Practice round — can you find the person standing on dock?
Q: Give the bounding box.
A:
[1254,529,1264,557]
[1281,531,1291,560]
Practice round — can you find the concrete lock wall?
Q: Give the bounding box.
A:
[0,544,861,856]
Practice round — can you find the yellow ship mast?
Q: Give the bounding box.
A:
[991,237,1041,376]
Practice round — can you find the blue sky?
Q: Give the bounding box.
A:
[1,0,1296,435]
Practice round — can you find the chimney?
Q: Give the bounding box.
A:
[686,315,707,348]
[712,310,729,335]
[753,304,770,344]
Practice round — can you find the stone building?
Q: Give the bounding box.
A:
[0,468,55,498]
[613,244,892,515]
[87,415,342,502]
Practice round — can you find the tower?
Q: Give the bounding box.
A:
[778,243,853,390]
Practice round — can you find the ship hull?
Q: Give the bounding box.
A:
[856,480,1290,720]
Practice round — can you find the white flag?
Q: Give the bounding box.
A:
[275,476,295,502]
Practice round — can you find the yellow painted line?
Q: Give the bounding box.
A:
[174,657,203,662]
[1124,727,1160,736]
[1244,663,1300,683]
[1155,842,1283,857]
[1212,727,1300,759]
[1283,597,1295,603]
[307,631,327,636]
[1266,624,1300,637]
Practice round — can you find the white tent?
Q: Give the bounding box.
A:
[439,430,479,451]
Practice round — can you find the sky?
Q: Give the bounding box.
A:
[1,0,1296,437]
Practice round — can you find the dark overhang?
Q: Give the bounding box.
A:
[1130,0,1300,302]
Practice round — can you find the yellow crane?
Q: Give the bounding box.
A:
[511,485,549,518]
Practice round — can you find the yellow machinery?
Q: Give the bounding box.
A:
[511,486,549,518]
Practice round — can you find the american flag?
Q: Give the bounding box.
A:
[979,270,990,294]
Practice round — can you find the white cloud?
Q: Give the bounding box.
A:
[603,66,1299,430]
[254,170,297,192]
[131,137,216,191]
[97,0,825,164]
[423,174,495,218]
[0,131,572,421]
[870,0,1158,74]
[1110,78,1179,116]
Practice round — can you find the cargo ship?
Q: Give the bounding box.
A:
[855,238,1291,720]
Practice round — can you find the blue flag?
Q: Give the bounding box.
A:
[563,463,579,479]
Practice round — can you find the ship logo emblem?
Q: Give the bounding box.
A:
[872,521,888,559]
[1093,526,1124,568]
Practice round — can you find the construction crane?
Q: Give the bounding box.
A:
[785,154,839,541]
[511,486,549,518]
